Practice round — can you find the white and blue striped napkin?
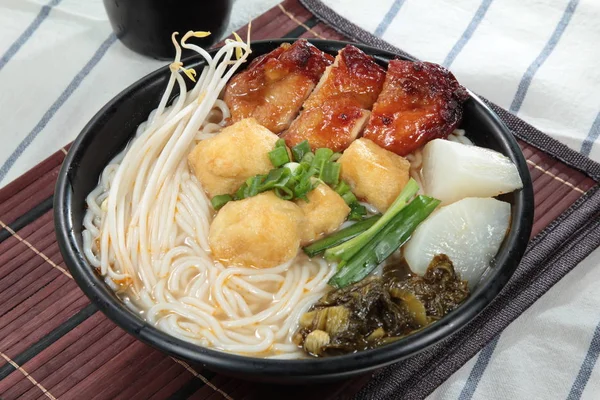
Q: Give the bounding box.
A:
[315,0,600,399]
[0,0,280,188]
[322,0,600,164]
[2,0,600,399]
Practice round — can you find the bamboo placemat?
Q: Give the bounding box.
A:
[1,0,599,399]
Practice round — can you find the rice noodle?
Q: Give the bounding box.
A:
[82,32,335,358]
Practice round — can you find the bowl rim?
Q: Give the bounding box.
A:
[54,38,534,378]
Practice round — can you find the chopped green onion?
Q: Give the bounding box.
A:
[302,164,317,180]
[301,151,315,165]
[325,179,419,262]
[328,195,440,288]
[314,147,334,159]
[294,180,312,200]
[234,183,248,200]
[245,175,263,197]
[291,140,311,162]
[274,186,293,200]
[268,146,290,167]
[294,176,314,200]
[259,168,285,191]
[341,191,358,205]
[288,162,307,178]
[348,202,367,221]
[275,167,292,186]
[335,181,351,196]
[329,152,342,162]
[303,215,381,257]
[320,162,341,186]
[229,145,350,204]
[211,194,233,210]
[312,148,334,172]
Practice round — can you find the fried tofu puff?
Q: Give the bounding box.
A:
[188,118,279,197]
[338,138,410,212]
[296,184,350,244]
[209,192,305,268]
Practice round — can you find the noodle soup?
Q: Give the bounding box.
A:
[82,33,523,359]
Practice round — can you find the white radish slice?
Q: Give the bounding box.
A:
[403,197,511,288]
[421,139,523,205]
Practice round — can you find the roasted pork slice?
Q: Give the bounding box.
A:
[223,40,334,134]
[304,45,386,110]
[282,45,385,152]
[282,98,370,152]
[362,60,469,156]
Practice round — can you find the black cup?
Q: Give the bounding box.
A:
[103,0,233,60]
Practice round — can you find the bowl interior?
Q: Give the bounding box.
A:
[55,39,534,382]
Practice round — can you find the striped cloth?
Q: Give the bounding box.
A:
[312,0,600,399]
[322,0,600,164]
[2,1,600,399]
[0,0,280,188]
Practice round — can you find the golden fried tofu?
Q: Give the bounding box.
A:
[188,118,278,197]
[296,183,350,244]
[338,138,410,212]
[281,45,385,152]
[363,60,469,156]
[209,192,305,268]
[223,40,334,134]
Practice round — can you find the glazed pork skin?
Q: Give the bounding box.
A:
[223,39,334,134]
[362,60,469,156]
[282,45,386,152]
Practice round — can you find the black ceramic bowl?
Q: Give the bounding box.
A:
[55,39,534,383]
